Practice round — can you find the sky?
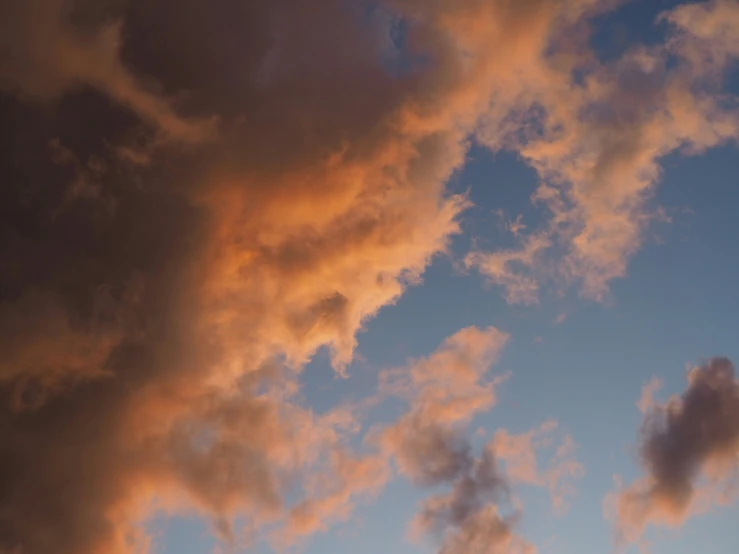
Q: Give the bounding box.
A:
[1,1,739,554]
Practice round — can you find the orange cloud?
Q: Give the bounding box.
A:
[0,5,469,554]
[376,326,533,553]
[465,232,551,305]
[663,0,739,68]
[608,358,739,545]
[493,422,584,513]
[0,0,482,549]
[378,326,509,484]
[279,448,388,544]
[467,0,739,301]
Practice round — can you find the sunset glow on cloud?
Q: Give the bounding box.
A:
[1,1,738,554]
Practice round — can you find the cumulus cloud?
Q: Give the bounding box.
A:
[410,448,535,554]
[378,326,521,553]
[0,285,137,411]
[609,358,739,545]
[0,0,472,550]
[378,326,510,484]
[467,0,739,302]
[409,426,582,554]
[378,327,582,553]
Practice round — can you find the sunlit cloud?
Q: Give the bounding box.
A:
[469,0,739,301]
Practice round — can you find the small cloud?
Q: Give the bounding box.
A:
[636,377,663,414]
[609,357,739,545]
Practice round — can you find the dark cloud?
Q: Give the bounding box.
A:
[410,448,525,554]
[613,357,739,543]
[0,1,466,552]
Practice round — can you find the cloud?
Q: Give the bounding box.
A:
[662,0,739,67]
[378,327,582,554]
[465,232,551,305]
[378,326,509,484]
[0,0,216,144]
[6,0,593,549]
[492,422,584,513]
[609,357,739,545]
[467,0,739,302]
[410,449,535,554]
[0,0,476,550]
[637,376,663,414]
[377,326,530,553]
[279,448,388,545]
